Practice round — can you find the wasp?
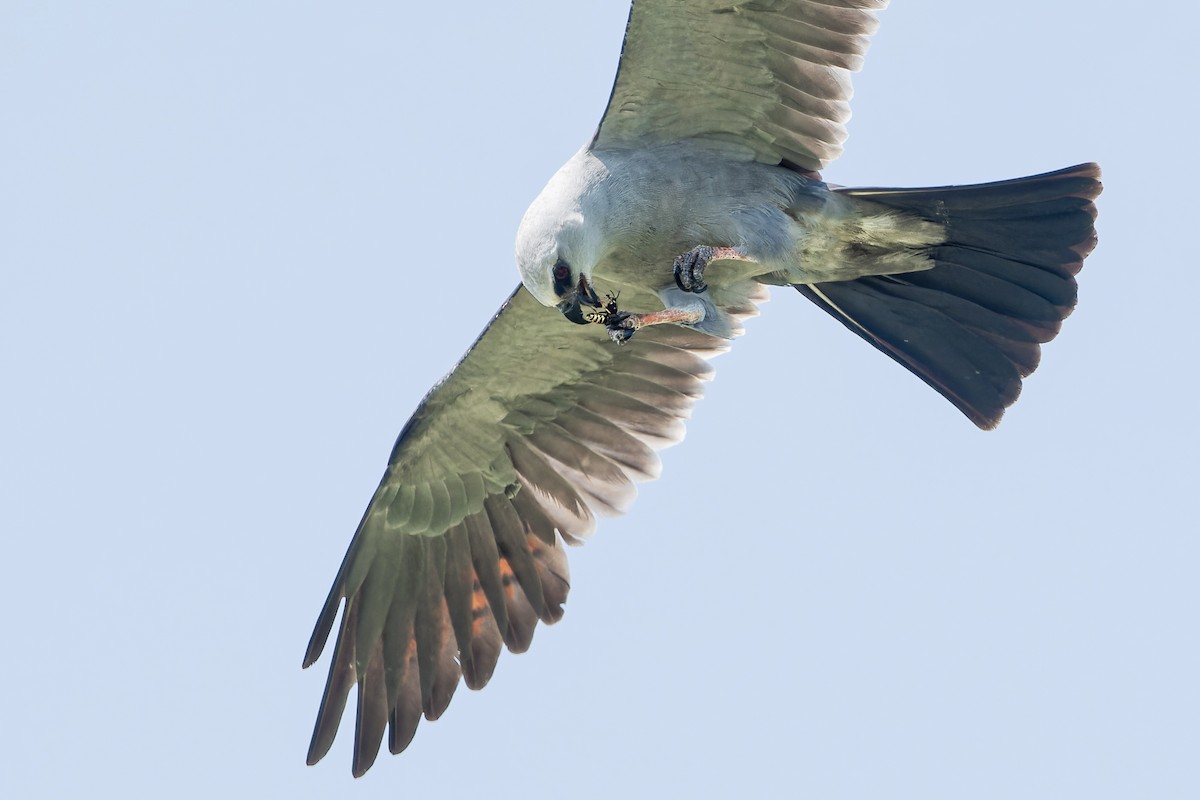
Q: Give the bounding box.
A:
[583,291,621,325]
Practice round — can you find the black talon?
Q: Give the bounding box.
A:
[673,245,713,293]
[605,311,636,344]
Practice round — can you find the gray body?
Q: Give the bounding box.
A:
[518,140,942,337]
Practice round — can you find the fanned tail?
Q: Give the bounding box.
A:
[798,163,1101,429]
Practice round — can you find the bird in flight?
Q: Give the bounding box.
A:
[303,0,1100,775]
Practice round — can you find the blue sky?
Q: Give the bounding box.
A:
[3,1,1197,797]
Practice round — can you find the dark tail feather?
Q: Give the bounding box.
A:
[798,163,1101,429]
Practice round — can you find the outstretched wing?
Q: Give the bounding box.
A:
[592,0,888,173]
[303,284,760,775]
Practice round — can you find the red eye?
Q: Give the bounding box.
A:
[553,263,570,282]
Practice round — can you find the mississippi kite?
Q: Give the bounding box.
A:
[304,0,1101,775]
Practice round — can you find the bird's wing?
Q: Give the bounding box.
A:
[304,284,761,776]
[592,0,888,172]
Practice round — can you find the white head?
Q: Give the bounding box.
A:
[514,150,607,324]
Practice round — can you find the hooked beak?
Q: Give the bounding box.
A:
[557,274,603,324]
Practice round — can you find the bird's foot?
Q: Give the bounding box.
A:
[673,245,751,293]
[606,312,637,343]
[673,246,713,293]
[606,306,705,344]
